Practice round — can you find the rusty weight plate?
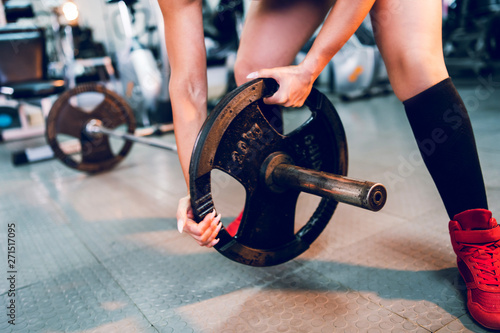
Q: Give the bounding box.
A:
[46,83,136,173]
[189,78,348,267]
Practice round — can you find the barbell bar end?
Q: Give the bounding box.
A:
[363,183,387,212]
[85,119,103,137]
[264,153,387,212]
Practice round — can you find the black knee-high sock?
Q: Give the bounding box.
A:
[403,77,488,219]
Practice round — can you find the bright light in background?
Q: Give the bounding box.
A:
[62,2,79,22]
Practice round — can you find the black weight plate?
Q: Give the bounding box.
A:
[46,83,136,173]
[189,78,348,267]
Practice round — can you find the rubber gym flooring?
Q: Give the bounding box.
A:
[1,75,500,332]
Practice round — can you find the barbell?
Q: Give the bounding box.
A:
[45,83,176,173]
[189,78,386,266]
[45,79,387,267]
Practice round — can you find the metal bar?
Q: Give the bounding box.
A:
[12,123,176,166]
[86,119,177,152]
[272,164,387,211]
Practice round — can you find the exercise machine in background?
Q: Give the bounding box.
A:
[443,0,500,74]
[106,0,165,127]
[0,0,116,143]
[0,1,65,142]
[203,0,244,104]
[8,0,243,165]
[46,0,115,90]
[104,0,242,125]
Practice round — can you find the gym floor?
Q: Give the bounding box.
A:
[1,74,500,333]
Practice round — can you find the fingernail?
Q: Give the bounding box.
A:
[177,219,184,234]
[246,71,258,79]
[215,214,222,223]
[211,238,220,246]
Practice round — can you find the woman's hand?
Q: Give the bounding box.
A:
[246,63,316,108]
[177,195,222,247]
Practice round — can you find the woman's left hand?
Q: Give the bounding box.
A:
[246,63,316,108]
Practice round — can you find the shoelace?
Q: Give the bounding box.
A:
[461,242,500,286]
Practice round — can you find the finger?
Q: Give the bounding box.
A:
[176,196,190,233]
[200,221,222,247]
[246,68,281,81]
[246,71,259,80]
[186,206,194,219]
[199,209,217,228]
[208,238,220,248]
[263,87,307,107]
[183,209,217,237]
[263,93,286,106]
[183,219,204,237]
[264,85,293,106]
[206,219,222,243]
[246,69,287,106]
[177,219,186,234]
[199,214,222,245]
[195,215,221,245]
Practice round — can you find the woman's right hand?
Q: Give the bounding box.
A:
[177,195,222,247]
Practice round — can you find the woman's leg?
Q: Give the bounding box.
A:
[371,1,499,329]
[370,0,488,218]
[235,0,334,85]
[234,0,334,132]
[233,0,334,133]
[370,0,448,101]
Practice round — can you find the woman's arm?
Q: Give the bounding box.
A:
[251,0,377,107]
[158,0,207,185]
[158,0,221,246]
[302,0,376,83]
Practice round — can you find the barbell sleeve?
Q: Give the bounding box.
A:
[271,164,387,211]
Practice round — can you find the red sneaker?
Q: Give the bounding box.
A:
[226,211,243,237]
[449,209,500,329]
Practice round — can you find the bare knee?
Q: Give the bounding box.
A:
[234,58,250,87]
[384,48,449,101]
[234,56,265,86]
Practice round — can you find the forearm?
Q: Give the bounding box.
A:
[170,81,207,188]
[158,0,207,187]
[302,0,376,79]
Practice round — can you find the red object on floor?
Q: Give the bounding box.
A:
[226,211,243,237]
[449,209,500,330]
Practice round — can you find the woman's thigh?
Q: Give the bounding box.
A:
[234,0,333,85]
[370,0,449,101]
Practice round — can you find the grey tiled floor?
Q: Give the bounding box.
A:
[1,74,500,332]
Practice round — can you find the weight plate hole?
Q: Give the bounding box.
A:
[69,91,105,113]
[282,106,313,136]
[295,192,322,233]
[210,169,246,236]
[55,133,83,163]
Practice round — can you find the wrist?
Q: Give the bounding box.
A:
[300,54,330,82]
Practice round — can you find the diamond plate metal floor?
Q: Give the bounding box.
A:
[1,75,500,332]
